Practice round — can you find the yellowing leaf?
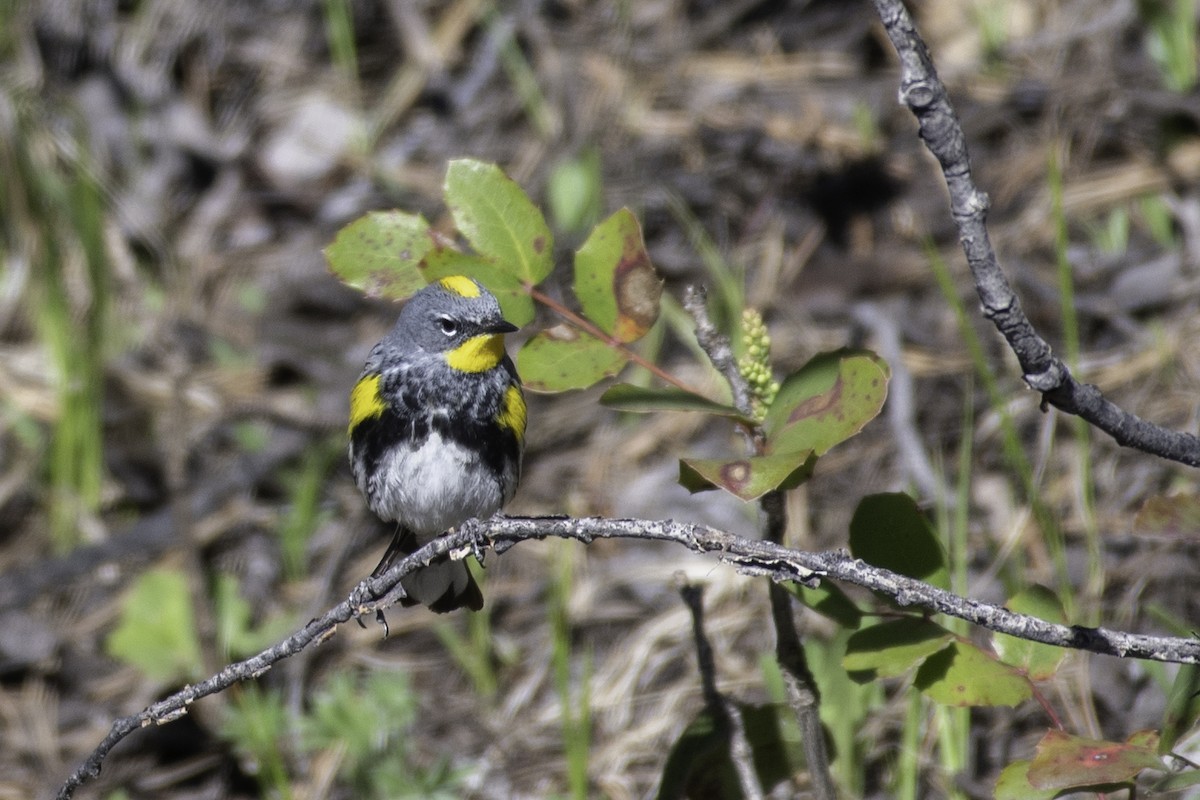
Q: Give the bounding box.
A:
[574,208,661,343]
[993,760,1061,800]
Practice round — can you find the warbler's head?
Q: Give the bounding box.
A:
[387,276,517,371]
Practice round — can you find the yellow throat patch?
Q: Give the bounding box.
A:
[349,373,386,432]
[445,334,506,373]
[497,384,526,443]
[438,276,482,298]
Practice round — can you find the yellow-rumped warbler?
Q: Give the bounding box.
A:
[348,276,525,612]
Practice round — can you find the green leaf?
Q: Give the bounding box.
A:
[518,325,627,392]
[914,641,1031,707]
[787,581,863,629]
[1160,663,1200,754]
[993,585,1068,680]
[843,618,952,679]
[993,761,1061,800]
[574,208,661,343]
[848,492,948,589]
[106,568,201,683]
[763,350,888,456]
[444,159,553,286]
[1152,768,1200,792]
[420,248,536,327]
[1027,729,1163,791]
[323,210,431,299]
[679,451,815,502]
[599,383,753,422]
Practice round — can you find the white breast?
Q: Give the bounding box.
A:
[367,431,504,538]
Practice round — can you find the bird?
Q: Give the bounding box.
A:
[348,275,525,612]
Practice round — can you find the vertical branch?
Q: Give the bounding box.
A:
[685,286,836,799]
[762,492,837,800]
[869,0,1200,468]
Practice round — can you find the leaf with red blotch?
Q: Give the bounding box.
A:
[1027,729,1163,791]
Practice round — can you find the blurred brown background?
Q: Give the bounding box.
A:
[3,0,1200,797]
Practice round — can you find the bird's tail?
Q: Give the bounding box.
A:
[372,527,484,613]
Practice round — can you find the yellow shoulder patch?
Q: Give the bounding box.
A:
[438,276,482,298]
[349,373,386,432]
[497,383,526,444]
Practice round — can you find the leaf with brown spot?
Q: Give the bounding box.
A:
[1027,729,1163,791]
[764,349,889,456]
[517,325,627,392]
[574,208,661,343]
[324,210,431,299]
[678,451,815,501]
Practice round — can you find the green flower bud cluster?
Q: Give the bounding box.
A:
[737,308,780,421]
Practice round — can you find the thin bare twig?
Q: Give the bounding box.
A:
[871,0,1200,468]
[762,493,837,800]
[683,284,836,798]
[529,285,704,395]
[682,285,753,419]
[679,582,764,800]
[55,514,1200,798]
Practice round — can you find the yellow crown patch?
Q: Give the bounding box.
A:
[438,276,482,298]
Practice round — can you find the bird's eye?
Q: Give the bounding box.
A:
[437,317,459,337]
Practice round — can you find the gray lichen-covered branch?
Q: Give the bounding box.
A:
[871,0,1200,467]
[56,515,1200,798]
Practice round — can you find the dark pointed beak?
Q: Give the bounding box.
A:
[487,320,519,334]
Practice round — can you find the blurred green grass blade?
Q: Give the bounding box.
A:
[5,100,111,551]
